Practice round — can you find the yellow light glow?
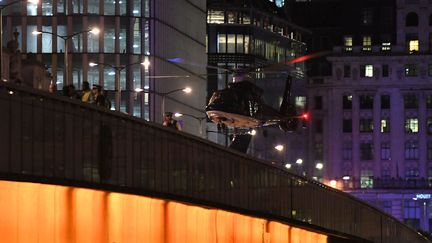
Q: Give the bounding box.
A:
[0,180,327,243]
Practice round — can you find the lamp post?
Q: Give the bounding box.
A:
[32,27,100,86]
[0,0,38,81]
[134,86,192,121]
[89,60,149,112]
[160,87,191,117]
[174,112,207,137]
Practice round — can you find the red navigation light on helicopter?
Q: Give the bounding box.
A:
[301,112,309,128]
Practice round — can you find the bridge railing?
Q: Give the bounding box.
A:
[0,82,429,243]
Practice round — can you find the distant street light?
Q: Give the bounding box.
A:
[134,85,192,120]
[1,0,39,81]
[274,144,284,151]
[33,27,99,86]
[174,112,207,137]
[89,60,148,111]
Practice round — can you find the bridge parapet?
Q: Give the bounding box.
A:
[0,82,429,243]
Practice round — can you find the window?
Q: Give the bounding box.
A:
[208,10,225,24]
[314,119,323,133]
[227,34,235,53]
[343,95,352,109]
[428,118,432,134]
[381,95,390,109]
[381,42,391,52]
[406,12,419,26]
[427,95,432,109]
[360,170,373,188]
[381,142,391,160]
[404,94,418,109]
[314,143,323,160]
[344,36,353,51]
[217,34,226,53]
[362,36,372,51]
[343,142,352,160]
[382,64,389,77]
[404,200,420,229]
[360,119,373,133]
[428,141,432,160]
[362,8,373,25]
[381,118,390,133]
[405,64,418,76]
[360,142,373,160]
[360,64,373,77]
[406,168,420,178]
[314,96,322,110]
[405,141,419,159]
[343,65,351,78]
[343,119,352,133]
[359,95,373,109]
[405,118,419,133]
[406,33,419,53]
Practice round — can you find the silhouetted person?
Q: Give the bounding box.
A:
[163,112,181,130]
[62,84,77,98]
[80,81,92,103]
[92,84,106,108]
[48,82,57,93]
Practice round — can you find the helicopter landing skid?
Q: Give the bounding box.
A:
[207,110,260,129]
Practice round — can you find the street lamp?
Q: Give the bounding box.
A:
[0,0,38,81]
[174,112,207,137]
[135,86,192,117]
[161,87,191,117]
[32,27,100,86]
[89,60,148,111]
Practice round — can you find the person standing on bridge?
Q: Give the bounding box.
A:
[163,112,182,131]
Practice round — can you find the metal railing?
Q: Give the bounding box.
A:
[0,82,429,243]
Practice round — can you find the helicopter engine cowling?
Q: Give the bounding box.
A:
[279,118,298,132]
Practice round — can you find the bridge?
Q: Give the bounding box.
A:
[0,82,429,243]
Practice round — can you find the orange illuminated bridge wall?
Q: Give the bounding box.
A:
[0,180,327,243]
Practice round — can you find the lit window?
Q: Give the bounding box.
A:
[360,170,373,188]
[275,0,284,7]
[344,36,352,51]
[360,64,374,77]
[207,10,225,24]
[405,118,419,133]
[409,40,419,53]
[217,34,226,53]
[381,118,390,133]
[362,36,372,51]
[381,42,391,51]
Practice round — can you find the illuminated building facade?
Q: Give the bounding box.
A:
[1,0,206,133]
[206,0,310,168]
[293,0,432,233]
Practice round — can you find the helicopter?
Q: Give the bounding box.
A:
[205,71,308,133]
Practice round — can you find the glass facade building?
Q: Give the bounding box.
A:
[2,0,207,128]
